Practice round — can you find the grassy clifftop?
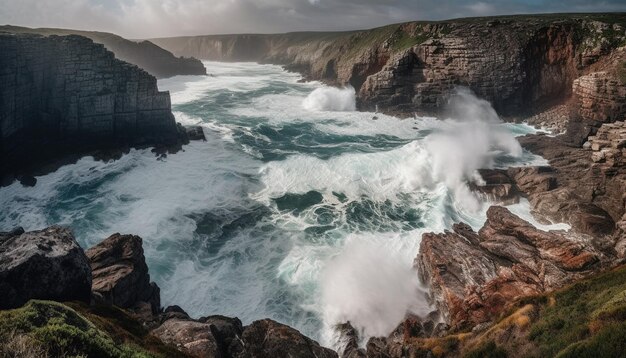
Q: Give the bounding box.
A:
[399,264,626,357]
[0,300,188,358]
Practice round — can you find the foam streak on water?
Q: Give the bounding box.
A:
[0,61,561,348]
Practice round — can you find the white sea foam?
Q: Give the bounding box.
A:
[302,86,357,112]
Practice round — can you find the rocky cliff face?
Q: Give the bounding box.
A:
[0,33,187,178]
[1,26,207,79]
[153,14,626,143]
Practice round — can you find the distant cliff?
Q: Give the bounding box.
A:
[152,13,626,143]
[0,33,186,178]
[0,26,207,79]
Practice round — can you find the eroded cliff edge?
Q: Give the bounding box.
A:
[0,33,189,181]
[152,14,626,143]
[1,25,207,79]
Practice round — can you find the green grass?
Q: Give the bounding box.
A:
[526,266,626,357]
[0,300,188,358]
[464,341,508,358]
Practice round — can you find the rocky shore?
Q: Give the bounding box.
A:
[0,226,337,358]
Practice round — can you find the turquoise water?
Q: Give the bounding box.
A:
[0,61,555,346]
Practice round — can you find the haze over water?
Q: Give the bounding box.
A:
[0,61,562,346]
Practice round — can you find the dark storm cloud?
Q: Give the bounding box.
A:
[1,0,625,38]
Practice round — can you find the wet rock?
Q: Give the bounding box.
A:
[471,169,520,204]
[0,226,92,309]
[235,319,338,358]
[185,125,207,141]
[334,322,366,358]
[86,233,160,312]
[417,206,604,329]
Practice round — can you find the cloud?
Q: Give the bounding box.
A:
[0,0,625,38]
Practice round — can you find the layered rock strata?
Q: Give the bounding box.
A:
[0,25,207,78]
[86,233,161,313]
[152,15,626,142]
[417,206,604,330]
[0,33,187,178]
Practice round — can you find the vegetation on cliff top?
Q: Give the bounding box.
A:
[461,265,626,357]
[0,300,188,358]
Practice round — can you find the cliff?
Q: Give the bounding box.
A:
[0,26,207,79]
[152,13,626,143]
[0,33,187,179]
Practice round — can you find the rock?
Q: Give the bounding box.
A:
[17,175,37,187]
[86,233,160,312]
[0,226,92,309]
[334,322,366,358]
[417,206,604,329]
[0,227,25,244]
[0,33,187,181]
[470,169,520,204]
[198,315,244,355]
[235,319,338,358]
[185,125,207,141]
[151,317,222,358]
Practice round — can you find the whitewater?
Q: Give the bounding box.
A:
[0,61,565,347]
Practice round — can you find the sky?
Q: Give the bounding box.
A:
[1,0,625,38]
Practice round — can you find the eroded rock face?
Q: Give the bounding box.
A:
[152,317,223,358]
[0,226,92,309]
[417,206,603,329]
[236,319,338,358]
[86,233,160,312]
[518,135,622,237]
[0,33,186,178]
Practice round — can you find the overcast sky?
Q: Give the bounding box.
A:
[1,0,625,38]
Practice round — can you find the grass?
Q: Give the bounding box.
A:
[526,266,626,357]
[0,300,189,358]
[404,265,626,357]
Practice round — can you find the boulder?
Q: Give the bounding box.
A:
[86,233,160,312]
[0,226,92,309]
[235,319,338,358]
[152,317,222,358]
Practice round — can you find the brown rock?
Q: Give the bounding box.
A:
[86,233,160,312]
[417,206,603,329]
[235,319,337,358]
[152,317,222,358]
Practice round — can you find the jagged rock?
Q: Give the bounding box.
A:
[235,319,338,358]
[0,226,92,309]
[470,169,520,204]
[334,322,366,358]
[199,315,244,355]
[151,317,222,358]
[185,125,207,141]
[518,134,622,237]
[86,233,160,312]
[417,206,604,329]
